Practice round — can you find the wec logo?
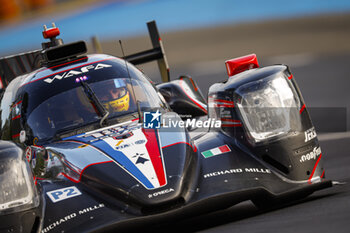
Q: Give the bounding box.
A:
[44,63,112,84]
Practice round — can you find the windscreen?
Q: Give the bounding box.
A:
[23,58,165,142]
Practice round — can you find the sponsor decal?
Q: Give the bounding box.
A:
[101,128,167,189]
[203,168,271,178]
[300,147,321,163]
[77,124,139,143]
[44,63,112,83]
[41,203,104,233]
[148,188,175,199]
[115,140,123,147]
[144,110,161,129]
[114,139,146,150]
[244,168,271,173]
[115,143,130,150]
[113,131,133,140]
[305,127,317,142]
[46,186,82,203]
[202,145,231,158]
[133,153,149,164]
[41,213,77,233]
[69,123,167,190]
[135,139,146,145]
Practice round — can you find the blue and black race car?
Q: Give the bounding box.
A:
[0,21,332,233]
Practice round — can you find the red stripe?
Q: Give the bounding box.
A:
[179,79,208,114]
[299,104,306,114]
[143,128,166,186]
[192,143,198,152]
[0,75,3,89]
[12,115,21,120]
[189,78,198,91]
[11,100,22,108]
[308,153,322,184]
[215,104,235,108]
[61,160,114,183]
[320,170,325,178]
[162,141,197,152]
[36,177,46,180]
[288,74,293,80]
[61,172,79,183]
[214,99,234,105]
[22,57,116,86]
[36,56,97,74]
[222,124,242,127]
[12,133,20,138]
[220,118,241,122]
[132,118,139,122]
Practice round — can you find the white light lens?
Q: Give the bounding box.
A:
[0,157,36,213]
[236,74,301,143]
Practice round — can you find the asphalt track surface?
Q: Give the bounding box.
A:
[113,14,350,233]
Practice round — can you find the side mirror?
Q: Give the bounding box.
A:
[157,75,207,119]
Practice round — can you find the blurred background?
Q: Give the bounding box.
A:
[0,0,350,132]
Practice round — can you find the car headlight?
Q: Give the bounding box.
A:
[0,144,39,215]
[235,74,301,144]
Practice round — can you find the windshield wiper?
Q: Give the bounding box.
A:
[80,80,109,127]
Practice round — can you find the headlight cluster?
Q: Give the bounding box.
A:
[235,74,301,144]
[0,145,39,215]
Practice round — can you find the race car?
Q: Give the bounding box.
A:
[0,21,332,233]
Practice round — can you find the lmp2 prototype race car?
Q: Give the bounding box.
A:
[0,21,332,233]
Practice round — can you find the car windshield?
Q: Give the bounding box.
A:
[23,58,165,142]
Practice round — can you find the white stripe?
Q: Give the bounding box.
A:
[103,127,160,188]
[210,147,222,155]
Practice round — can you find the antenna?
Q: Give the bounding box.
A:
[119,40,143,123]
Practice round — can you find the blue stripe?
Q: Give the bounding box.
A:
[65,135,154,189]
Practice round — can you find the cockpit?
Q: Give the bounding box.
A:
[22,58,167,142]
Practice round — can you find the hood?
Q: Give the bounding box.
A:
[45,118,197,207]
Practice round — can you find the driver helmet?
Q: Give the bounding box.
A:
[99,79,130,112]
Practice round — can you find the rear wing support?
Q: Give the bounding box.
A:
[124,21,170,83]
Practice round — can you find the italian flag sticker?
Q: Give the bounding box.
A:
[202,145,231,158]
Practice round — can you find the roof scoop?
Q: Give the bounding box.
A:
[41,22,64,49]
